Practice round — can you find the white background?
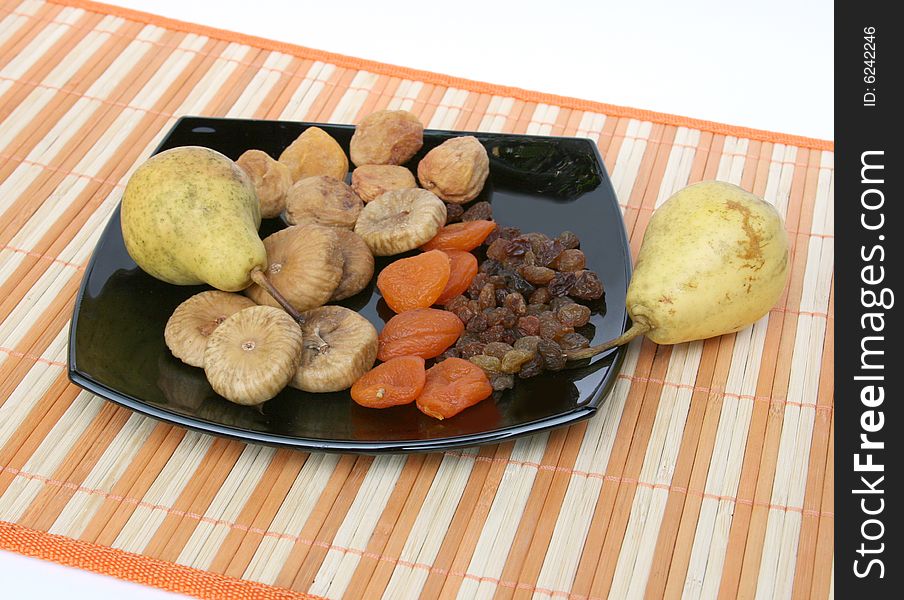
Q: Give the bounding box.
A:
[2,0,833,598]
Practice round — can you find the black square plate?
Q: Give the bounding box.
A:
[68,116,630,453]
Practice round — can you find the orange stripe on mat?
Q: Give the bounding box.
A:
[0,520,325,600]
[45,0,833,151]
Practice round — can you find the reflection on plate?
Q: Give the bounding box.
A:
[68,116,630,453]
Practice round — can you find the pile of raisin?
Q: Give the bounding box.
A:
[437,225,604,390]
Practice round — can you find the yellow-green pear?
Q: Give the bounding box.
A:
[121,146,265,291]
[571,181,789,358]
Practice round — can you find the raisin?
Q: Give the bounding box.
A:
[521,250,537,267]
[484,225,521,246]
[529,287,552,305]
[457,340,486,359]
[570,270,605,300]
[479,258,503,275]
[518,354,544,378]
[449,301,477,325]
[478,283,496,310]
[478,324,505,343]
[549,296,576,311]
[500,349,534,373]
[553,249,586,272]
[501,329,519,345]
[484,307,506,327]
[539,312,573,340]
[445,203,464,224]
[524,303,549,317]
[505,236,532,257]
[461,201,493,221]
[468,273,491,298]
[445,295,469,312]
[489,372,515,391]
[482,341,514,360]
[556,230,581,250]
[548,272,577,297]
[537,339,566,371]
[558,332,591,351]
[466,312,489,332]
[486,238,510,262]
[495,288,510,305]
[557,303,591,327]
[470,354,502,373]
[436,347,461,361]
[536,239,566,267]
[521,265,556,285]
[503,292,527,316]
[516,315,541,336]
[514,336,541,353]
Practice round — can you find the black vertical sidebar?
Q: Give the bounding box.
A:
[836,3,901,597]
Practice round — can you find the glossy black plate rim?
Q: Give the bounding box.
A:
[67,116,630,454]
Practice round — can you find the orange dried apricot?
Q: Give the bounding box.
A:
[416,357,493,419]
[376,249,451,313]
[436,250,478,305]
[420,220,497,252]
[351,356,426,408]
[378,308,464,361]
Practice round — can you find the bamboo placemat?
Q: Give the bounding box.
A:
[0,0,834,598]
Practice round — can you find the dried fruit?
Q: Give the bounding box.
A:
[421,220,498,252]
[278,126,348,182]
[377,249,451,312]
[558,332,591,351]
[245,225,344,312]
[436,250,479,305]
[556,230,581,250]
[478,324,506,343]
[500,349,534,373]
[204,305,303,405]
[330,229,375,301]
[503,292,527,316]
[284,175,363,230]
[469,354,502,373]
[456,340,487,359]
[461,201,493,222]
[446,295,477,324]
[165,291,256,367]
[445,203,465,224]
[351,355,426,408]
[539,311,573,340]
[485,225,521,246]
[489,372,515,391]
[350,109,424,167]
[355,188,447,256]
[466,312,489,333]
[517,354,544,378]
[417,136,489,204]
[529,287,552,305]
[537,339,567,371]
[521,265,556,285]
[378,308,464,361]
[477,283,496,310]
[569,270,605,300]
[351,164,417,202]
[290,305,379,392]
[416,357,493,419]
[516,315,540,336]
[482,341,514,360]
[553,248,586,272]
[235,149,292,218]
[548,272,577,297]
[556,303,591,327]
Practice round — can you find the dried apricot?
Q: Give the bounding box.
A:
[420,220,497,252]
[351,356,426,408]
[378,308,464,361]
[377,249,451,313]
[435,250,479,305]
[416,357,493,419]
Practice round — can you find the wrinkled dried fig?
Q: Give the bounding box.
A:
[164,290,256,367]
[245,224,344,312]
[350,109,424,167]
[235,149,292,218]
[417,136,489,204]
[285,175,364,229]
[354,188,446,256]
[330,229,374,301]
[278,126,348,182]
[351,164,417,202]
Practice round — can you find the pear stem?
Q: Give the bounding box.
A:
[565,320,652,361]
[249,267,305,325]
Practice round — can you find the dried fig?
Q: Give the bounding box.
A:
[245,224,344,312]
[349,109,424,167]
[354,188,447,256]
[284,175,364,229]
[330,229,374,301]
[290,305,379,393]
[164,291,256,367]
[235,149,292,218]
[203,305,303,405]
[351,164,417,202]
[278,126,348,182]
[417,136,489,204]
